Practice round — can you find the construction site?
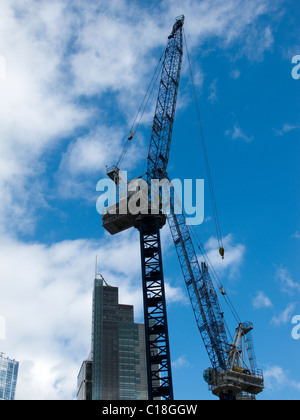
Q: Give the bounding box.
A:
[1,1,298,402]
[95,16,264,401]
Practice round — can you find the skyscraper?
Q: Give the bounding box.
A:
[77,276,148,400]
[0,353,19,400]
[77,359,92,400]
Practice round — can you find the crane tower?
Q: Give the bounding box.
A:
[102,15,184,400]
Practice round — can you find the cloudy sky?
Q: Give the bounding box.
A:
[0,0,299,400]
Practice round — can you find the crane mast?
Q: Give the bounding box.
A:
[136,15,184,400]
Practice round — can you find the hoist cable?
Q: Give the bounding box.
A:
[183,29,223,251]
[130,51,164,135]
[190,225,241,325]
[116,51,164,169]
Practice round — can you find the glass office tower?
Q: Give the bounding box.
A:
[77,360,92,400]
[0,354,19,400]
[77,277,148,400]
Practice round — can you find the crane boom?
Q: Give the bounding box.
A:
[167,189,264,399]
[147,15,184,184]
[167,197,229,370]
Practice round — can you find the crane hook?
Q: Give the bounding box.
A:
[219,286,226,296]
[128,131,135,141]
[219,247,225,259]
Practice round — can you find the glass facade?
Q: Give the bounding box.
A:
[77,278,148,400]
[91,279,104,400]
[119,321,148,400]
[77,360,92,400]
[0,354,19,400]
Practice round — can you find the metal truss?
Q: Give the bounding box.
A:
[167,205,228,370]
[137,215,173,400]
[147,15,184,184]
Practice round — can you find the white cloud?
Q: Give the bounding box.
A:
[275,123,300,136]
[172,355,190,369]
[0,0,92,233]
[56,125,146,202]
[271,303,297,326]
[0,228,186,399]
[0,231,143,399]
[264,365,287,390]
[165,282,188,305]
[264,365,300,392]
[55,127,122,201]
[276,266,300,294]
[0,315,5,340]
[203,234,246,279]
[0,0,279,235]
[0,55,6,79]
[0,0,89,157]
[230,69,241,79]
[69,0,276,99]
[253,291,273,309]
[166,0,275,53]
[69,4,164,98]
[242,25,274,61]
[62,132,120,176]
[225,123,254,143]
[208,78,218,104]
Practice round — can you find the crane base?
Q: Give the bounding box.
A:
[207,368,264,398]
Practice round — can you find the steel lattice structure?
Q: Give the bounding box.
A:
[147,16,184,185]
[167,203,229,371]
[139,15,184,399]
[137,215,173,399]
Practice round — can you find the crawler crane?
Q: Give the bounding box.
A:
[101,16,264,400]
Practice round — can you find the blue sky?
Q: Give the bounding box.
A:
[0,0,299,400]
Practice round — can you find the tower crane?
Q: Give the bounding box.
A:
[168,199,264,399]
[100,16,264,400]
[103,15,184,400]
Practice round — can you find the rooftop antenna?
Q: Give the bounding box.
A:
[95,255,98,279]
[100,274,110,287]
[95,255,110,286]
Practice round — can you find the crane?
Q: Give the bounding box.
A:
[102,15,184,400]
[101,15,264,400]
[167,196,264,399]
